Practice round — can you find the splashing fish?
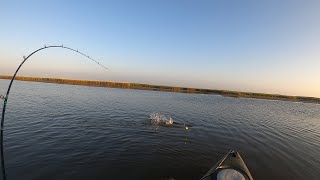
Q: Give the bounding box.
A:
[150,112,191,129]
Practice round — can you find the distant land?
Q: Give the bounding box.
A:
[1,75,319,104]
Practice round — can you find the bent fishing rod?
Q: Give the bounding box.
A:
[0,45,108,180]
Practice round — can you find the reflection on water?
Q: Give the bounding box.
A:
[0,79,320,180]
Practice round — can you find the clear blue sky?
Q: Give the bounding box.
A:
[1,0,320,97]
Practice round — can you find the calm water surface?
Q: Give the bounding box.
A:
[0,79,319,180]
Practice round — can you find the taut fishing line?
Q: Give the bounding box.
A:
[0,45,108,180]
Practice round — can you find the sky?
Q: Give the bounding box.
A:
[1,0,320,97]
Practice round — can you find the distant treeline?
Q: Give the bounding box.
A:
[1,75,319,104]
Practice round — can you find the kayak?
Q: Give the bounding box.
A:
[200,150,253,180]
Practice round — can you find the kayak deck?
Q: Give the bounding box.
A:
[201,151,253,180]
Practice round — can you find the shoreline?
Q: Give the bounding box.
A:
[1,75,319,104]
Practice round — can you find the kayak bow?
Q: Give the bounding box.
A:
[201,150,253,180]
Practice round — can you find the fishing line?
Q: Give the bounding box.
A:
[0,45,108,180]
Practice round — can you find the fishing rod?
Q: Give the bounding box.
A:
[0,45,108,180]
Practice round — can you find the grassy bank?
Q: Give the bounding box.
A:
[1,75,319,104]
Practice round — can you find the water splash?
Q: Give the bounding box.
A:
[150,113,191,130]
[150,112,174,126]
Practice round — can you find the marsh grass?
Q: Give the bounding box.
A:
[1,75,319,104]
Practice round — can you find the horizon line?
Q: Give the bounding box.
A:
[0,75,319,104]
